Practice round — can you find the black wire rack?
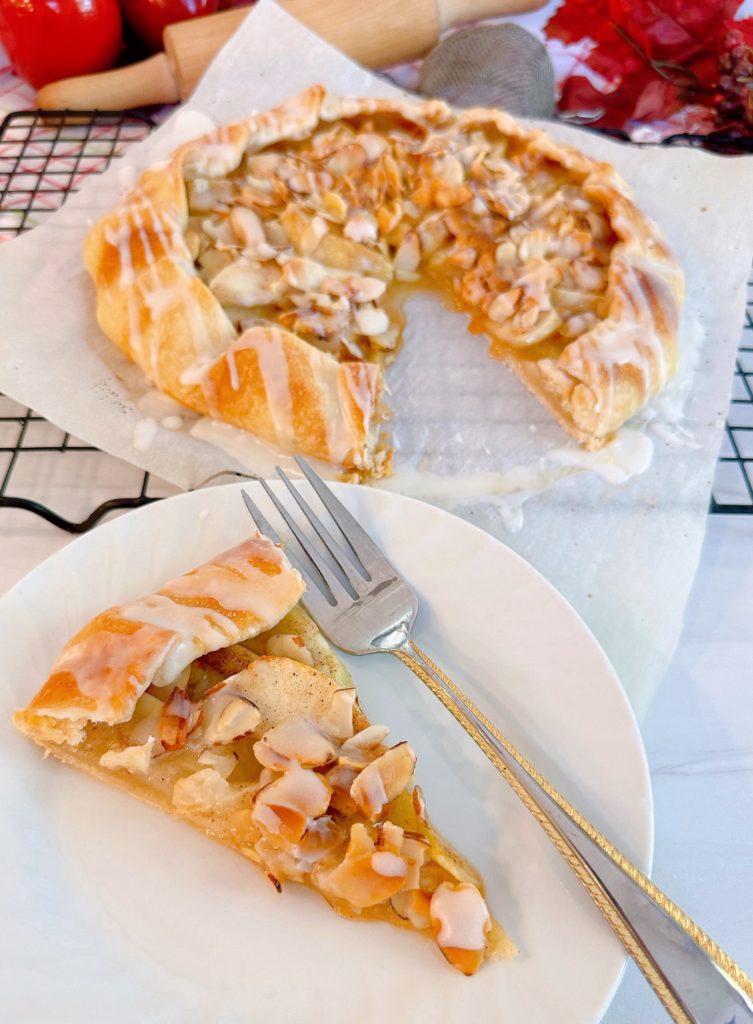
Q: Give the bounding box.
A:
[0,109,180,532]
[0,109,751,531]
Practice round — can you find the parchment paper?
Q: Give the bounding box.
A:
[1,0,752,714]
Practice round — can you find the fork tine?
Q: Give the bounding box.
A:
[294,457,389,578]
[258,477,356,605]
[276,466,366,589]
[241,489,282,544]
[242,487,336,610]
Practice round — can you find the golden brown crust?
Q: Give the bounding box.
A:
[84,86,683,463]
[14,535,304,738]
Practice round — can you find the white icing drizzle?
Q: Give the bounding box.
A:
[43,619,172,722]
[226,327,295,446]
[132,417,158,452]
[317,362,358,467]
[103,211,136,288]
[33,538,301,724]
[119,594,238,683]
[341,363,375,437]
[430,883,490,950]
[379,428,654,532]
[163,544,291,624]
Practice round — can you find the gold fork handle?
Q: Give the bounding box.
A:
[393,641,753,1024]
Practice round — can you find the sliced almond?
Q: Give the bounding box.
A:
[350,741,416,819]
[429,882,491,976]
[345,276,386,303]
[354,305,389,338]
[172,767,233,811]
[202,688,261,745]
[255,717,336,768]
[99,739,155,776]
[317,822,407,909]
[319,191,348,223]
[394,230,421,276]
[487,288,521,323]
[252,767,332,844]
[209,259,281,307]
[197,748,238,779]
[355,133,389,162]
[571,259,606,293]
[433,185,472,209]
[390,888,432,930]
[401,835,429,890]
[344,212,378,244]
[341,724,389,755]
[230,206,266,248]
[160,687,202,752]
[326,763,359,817]
[281,258,327,293]
[327,143,367,175]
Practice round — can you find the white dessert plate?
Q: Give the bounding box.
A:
[0,482,652,1024]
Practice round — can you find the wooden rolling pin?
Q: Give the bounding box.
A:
[36,0,546,110]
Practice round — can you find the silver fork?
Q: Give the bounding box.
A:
[242,457,753,1024]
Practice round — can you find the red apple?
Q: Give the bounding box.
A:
[0,0,123,90]
[120,0,220,52]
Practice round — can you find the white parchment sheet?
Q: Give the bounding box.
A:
[1,0,752,713]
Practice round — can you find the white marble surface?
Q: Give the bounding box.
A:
[604,513,753,1022]
[2,498,752,1021]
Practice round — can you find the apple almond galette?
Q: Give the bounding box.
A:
[15,533,515,974]
[84,85,683,477]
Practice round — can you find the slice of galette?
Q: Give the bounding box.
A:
[14,533,515,975]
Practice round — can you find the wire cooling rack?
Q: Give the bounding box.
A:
[0,109,751,530]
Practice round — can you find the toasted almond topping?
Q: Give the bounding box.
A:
[197,748,237,779]
[346,276,386,303]
[412,785,427,824]
[160,687,202,752]
[571,259,606,293]
[321,688,356,737]
[371,851,408,877]
[301,215,328,256]
[203,689,261,745]
[495,240,518,267]
[320,191,348,223]
[344,212,378,244]
[256,717,336,768]
[100,739,155,775]
[318,823,408,909]
[430,882,491,975]
[487,288,521,323]
[252,767,332,844]
[341,724,389,754]
[282,257,327,293]
[433,185,473,209]
[209,259,280,306]
[230,206,266,248]
[391,888,432,930]
[172,767,233,811]
[394,230,421,276]
[355,133,389,162]
[350,741,416,819]
[354,304,390,337]
[327,143,367,175]
[401,835,429,889]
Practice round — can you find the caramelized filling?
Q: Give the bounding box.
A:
[71,609,515,973]
[186,112,617,374]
